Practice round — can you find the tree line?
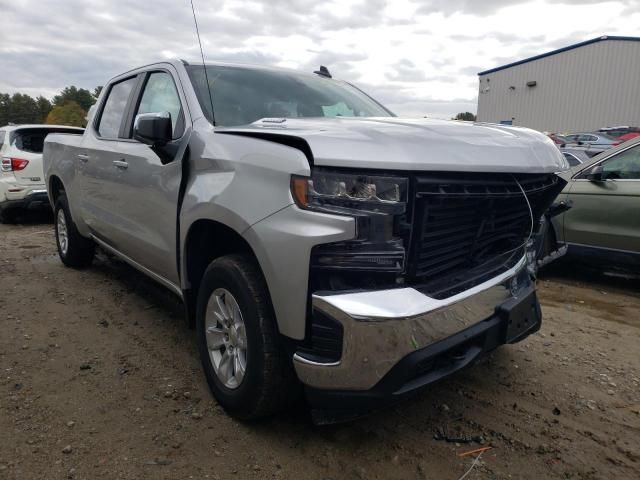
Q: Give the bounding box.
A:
[0,85,103,128]
[453,112,477,121]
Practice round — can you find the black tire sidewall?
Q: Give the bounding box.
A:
[54,194,93,267]
[196,257,271,417]
[54,197,70,262]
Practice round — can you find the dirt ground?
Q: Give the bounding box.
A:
[1,217,639,480]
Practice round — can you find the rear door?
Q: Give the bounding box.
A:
[98,68,189,285]
[78,76,139,240]
[564,143,640,253]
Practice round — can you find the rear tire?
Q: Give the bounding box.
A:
[196,254,298,420]
[54,194,95,268]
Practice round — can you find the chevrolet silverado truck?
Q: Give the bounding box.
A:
[43,60,568,421]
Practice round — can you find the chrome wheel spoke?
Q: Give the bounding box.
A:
[57,210,68,255]
[213,311,226,325]
[206,326,226,350]
[231,303,242,325]
[234,349,246,383]
[218,350,233,384]
[205,288,248,390]
[214,294,230,323]
[236,323,247,349]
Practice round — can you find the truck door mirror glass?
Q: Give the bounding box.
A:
[585,165,603,182]
[133,112,172,147]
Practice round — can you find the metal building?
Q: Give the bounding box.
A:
[476,36,640,133]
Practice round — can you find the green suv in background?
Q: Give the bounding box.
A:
[544,137,640,271]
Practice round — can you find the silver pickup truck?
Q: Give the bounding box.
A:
[44,60,567,421]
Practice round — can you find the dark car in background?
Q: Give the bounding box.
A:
[560,148,591,166]
[598,126,640,138]
[549,133,572,145]
[560,133,620,157]
[618,131,640,143]
[563,132,620,148]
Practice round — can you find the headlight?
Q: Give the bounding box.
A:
[291,171,408,215]
[291,170,409,275]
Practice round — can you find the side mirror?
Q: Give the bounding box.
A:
[133,112,172,147]
[585,165,604,182]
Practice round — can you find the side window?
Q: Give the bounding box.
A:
[601,145,640,180]
[0,131,5,151]
[588,135,598,142]
[97,77,137,138]
[135,72,183,138]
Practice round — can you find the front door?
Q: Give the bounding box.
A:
[564,144,640,253]
[106,70,189,285]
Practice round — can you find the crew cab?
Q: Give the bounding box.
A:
[43,60,567,421]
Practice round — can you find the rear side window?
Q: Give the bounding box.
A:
[12,128,82,154]
[97,77,137,138]
[0,131,5,151]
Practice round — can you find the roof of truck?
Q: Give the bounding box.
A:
[114,58,330,81]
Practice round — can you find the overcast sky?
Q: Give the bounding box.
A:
[0,0,638,118]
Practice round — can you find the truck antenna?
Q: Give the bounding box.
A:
[190,0,216,126]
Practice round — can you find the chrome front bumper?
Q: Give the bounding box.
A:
[293,256,531,391]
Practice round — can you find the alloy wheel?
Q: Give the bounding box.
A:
[56,208,68,256]
[204,288,248,389]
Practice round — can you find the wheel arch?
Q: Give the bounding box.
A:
[181,219,273,329]
[48,175,65,206]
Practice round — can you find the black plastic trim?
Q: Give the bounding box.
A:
[0,192,50,212]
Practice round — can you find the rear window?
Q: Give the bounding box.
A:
[11,128,83,154]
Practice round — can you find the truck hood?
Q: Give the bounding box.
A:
[218,117,568,173]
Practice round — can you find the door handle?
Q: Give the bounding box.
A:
[113,160,128,170]
[77,153,89,162]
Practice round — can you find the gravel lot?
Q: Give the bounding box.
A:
[1,218,639,480]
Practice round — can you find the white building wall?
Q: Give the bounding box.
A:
[477,39,640,133]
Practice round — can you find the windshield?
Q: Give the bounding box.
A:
[186,65,393,127]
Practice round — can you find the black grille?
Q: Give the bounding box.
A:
[297,309,344,363]
[408,173,562,299]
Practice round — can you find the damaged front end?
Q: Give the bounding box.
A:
[533,199,572,270]
[293,171,567,419]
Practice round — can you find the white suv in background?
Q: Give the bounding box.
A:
[0,124,83,223]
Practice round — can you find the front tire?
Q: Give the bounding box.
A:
[54,194,95,268]
[196,254,297,419]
